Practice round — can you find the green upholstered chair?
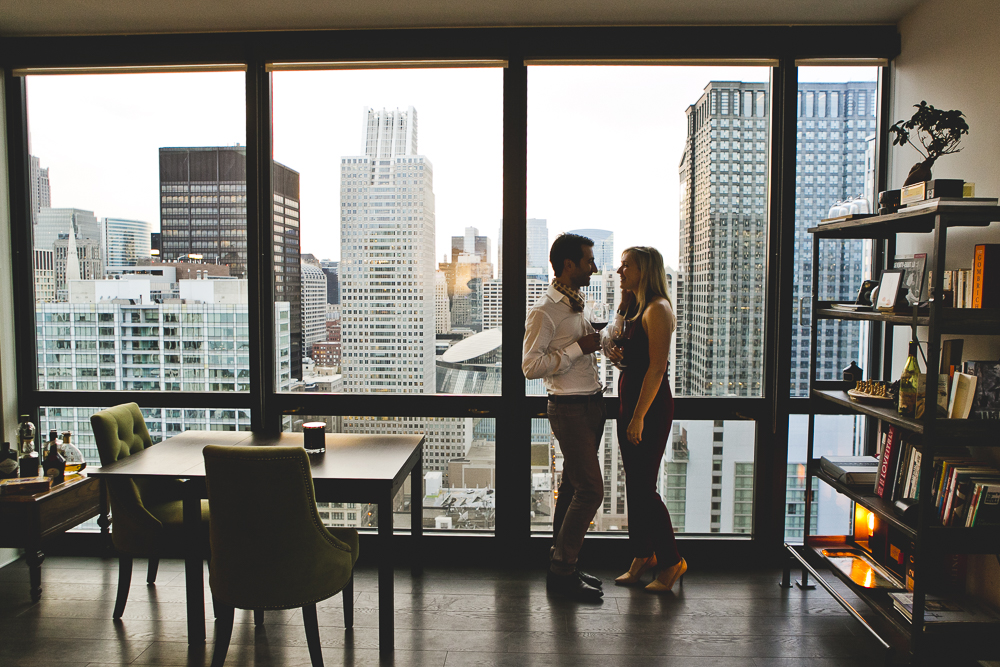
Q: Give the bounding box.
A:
[203,444,358,667]
[90,403,210,618]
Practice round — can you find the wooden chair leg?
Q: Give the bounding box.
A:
[211,604,235,667]
[343,573,354,629]
[146,557,159,584]
[254,609,264,626]
[113,555,133,619]
[302,603,324,667]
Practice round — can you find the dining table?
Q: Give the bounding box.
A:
[88,429,424,653]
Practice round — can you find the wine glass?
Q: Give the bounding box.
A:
[588,301,610,332]
[608,302,627,369]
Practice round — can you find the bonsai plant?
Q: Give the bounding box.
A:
[889,101,969,186]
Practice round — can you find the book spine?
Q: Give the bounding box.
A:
[876,427,897,498]
[892,440,912,502]
[972,244,985,308]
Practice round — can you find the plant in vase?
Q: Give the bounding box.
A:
[889,101,969,186]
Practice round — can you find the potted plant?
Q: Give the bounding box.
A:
[889,101,969,186]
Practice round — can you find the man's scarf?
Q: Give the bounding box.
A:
[551,280,585,312]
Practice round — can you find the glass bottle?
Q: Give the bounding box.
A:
[18,414,39,478]
[898,341,920,418]
[0,442,18,479]
[43,430,65,486]
[60,431,86,475]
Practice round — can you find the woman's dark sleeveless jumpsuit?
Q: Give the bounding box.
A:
[617,306,681,566]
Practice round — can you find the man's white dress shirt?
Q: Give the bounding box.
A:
[522,285,601,396]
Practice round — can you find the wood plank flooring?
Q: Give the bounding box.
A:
[0,555,976,666]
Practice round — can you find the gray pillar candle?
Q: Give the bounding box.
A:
[302,422,327,454]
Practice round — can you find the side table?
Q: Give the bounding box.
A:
[0,475,106,601]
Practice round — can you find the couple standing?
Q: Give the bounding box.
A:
[522,233,686,602]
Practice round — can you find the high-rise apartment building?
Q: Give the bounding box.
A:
[674,80,875,540]
[791,82,877,396]
[33,248,55,303]
[300,259,328,357]
[158,146,305,380]
[35,278,291,465]
[339,107,435,394]
[677,81,769,398]
[676,81,874,399]
[29,155,51,227]
[102,217,153,273]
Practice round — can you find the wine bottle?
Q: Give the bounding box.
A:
[60,431,86,475]
[898,341,920,418]
[18,414,38,478]
[0,442,18,479]
[43,430,65,486]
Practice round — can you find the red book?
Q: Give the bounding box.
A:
[875,426,900,498]
[971,243,1000,308]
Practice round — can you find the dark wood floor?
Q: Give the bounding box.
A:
[0,555,973,666]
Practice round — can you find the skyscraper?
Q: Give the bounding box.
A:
[320,259,340,305]
[339,107,436,394]
[158,146,305,380]
[300,257,328,358]
[29,155,51,227]
[526,218,549,278]
[677,81,769,398]
[675,80,875,538]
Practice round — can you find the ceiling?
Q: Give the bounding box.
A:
[1,0,925,38]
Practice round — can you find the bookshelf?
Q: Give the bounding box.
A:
[783,201,1000,664]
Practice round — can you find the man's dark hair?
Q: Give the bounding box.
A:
[549,233,594,277]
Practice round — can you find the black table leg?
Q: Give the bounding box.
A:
[378,490,393,653]
[183,484,205,643]
[25,542,44,602]
[410,452,423,576]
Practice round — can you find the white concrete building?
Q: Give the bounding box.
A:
[435,270,451,334]
[300,261,328,356]
[339,106,436,394]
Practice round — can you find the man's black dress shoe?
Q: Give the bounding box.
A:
[576,570,603,588]
[547,571,603,601]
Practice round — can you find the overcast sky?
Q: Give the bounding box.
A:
[26,65,875,273]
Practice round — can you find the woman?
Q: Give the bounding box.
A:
[605,246,686,592]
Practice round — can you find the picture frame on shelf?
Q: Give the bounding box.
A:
[893,253,927,305]
[876,269,905,311]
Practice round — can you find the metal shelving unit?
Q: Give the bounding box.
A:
[784,201,1000,665]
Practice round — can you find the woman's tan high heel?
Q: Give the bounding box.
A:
[614,555,657,586]
[645,557,687,593]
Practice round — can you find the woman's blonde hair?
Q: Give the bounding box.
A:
[622,246,671,320]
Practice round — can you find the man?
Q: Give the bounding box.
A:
[522,232,605,602]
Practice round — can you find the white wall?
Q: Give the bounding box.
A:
[894,0,1000,604]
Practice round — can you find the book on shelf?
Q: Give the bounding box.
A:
[819,455,879,486]
[903,449,922,501]
[948,372,978,419]
[971,243,1000,309]
[900,197,999,213]
[889,592,1000,624]
[967,482,1000,527]
[891,438,914,502]
[937,339,964,415]
[875,426,901,499]
[944,467,1000,526]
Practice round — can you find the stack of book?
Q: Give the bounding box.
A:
[819,455,879,486]
[932,458,1000,527]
